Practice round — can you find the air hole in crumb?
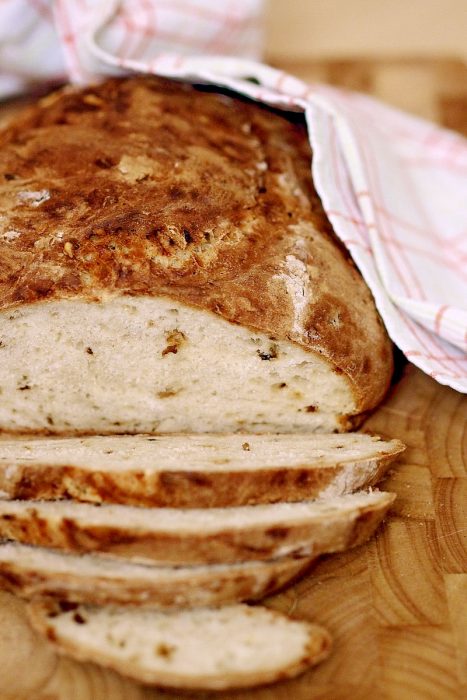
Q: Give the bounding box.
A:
[94,157,114,169]
[162,345,178,356]
[162,329,186,356]
[257,344,278,361]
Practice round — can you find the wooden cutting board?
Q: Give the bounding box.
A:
[0,58,466,700]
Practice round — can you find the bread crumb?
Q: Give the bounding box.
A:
[64,242,74,258]
[117,155,154,182]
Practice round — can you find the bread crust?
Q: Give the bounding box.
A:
[0,77,392,414]
[0,492,395,564]
[0,439,404,507]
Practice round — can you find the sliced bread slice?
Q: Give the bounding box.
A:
[0,491,395,564]
[0,542,314,608]
[28,601,332,690]
[0,433,404,507]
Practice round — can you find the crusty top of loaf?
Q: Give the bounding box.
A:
[0,77,392,412]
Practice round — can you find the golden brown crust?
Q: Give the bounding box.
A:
[0,77,392,413]
[0,493,395,564]
[0,444,404,507]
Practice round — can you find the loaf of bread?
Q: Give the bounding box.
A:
[0,490,395,564]
[0,433,404,506]
[28,601,332,691]
[0,77,392,436]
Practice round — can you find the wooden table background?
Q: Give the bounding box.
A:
[0,58,466,700]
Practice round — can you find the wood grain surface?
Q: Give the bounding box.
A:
[0,58,466,700]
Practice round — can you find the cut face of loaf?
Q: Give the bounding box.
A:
[0,542,314,608]
[0,491,396,565]
[28,602,332,691]
[1,297,368,435]
[0,77,393,436]
[0,433,405,507]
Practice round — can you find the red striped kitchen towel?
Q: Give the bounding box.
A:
[0,0,466,392]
